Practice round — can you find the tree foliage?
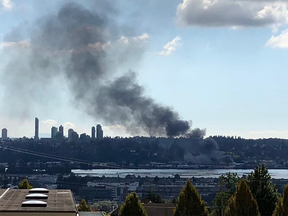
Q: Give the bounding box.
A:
[174,179,208,216]
[224,196,237,216]
[18,179,33,189]
[224,179,260,216]
[211,172,240,216]
[91,200,118,212]
[248,164,279,216]
[142,191,164,203]
[78,199,92,212]
[119,192,147,216]
[273,185,288,216]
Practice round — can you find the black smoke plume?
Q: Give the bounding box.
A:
[1,2,204,137]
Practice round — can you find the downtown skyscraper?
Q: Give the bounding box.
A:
[91,126,96,140]
[1,128,7,140]
[34,117,39,141]
[96,124,103,140]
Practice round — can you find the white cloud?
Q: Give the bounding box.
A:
[266,28,288,48]
[0,0,13,10]
[117,33,149,44]
[88,41,111,50]
[0,40,30,49]
[63,122,75,129]
[177,0,288,28]
[41,119,58,125]
[132,33,150,41]
[159,36,181,56]
[88,33,149,49]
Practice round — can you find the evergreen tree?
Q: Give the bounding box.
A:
[18,179,33,189]
[273,185,288,216]
[174,179,208,216]
[248,164,279,216]
[284,185,288,215]
[212,173,240,216]
[119,192,147,216]
[224,196,237,216]
[224,179,260,216]
[78,199,92,211]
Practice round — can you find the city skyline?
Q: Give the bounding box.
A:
[1,117,106,139]
[0,116,287,140]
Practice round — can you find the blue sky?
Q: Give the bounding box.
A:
[0,0,287,139]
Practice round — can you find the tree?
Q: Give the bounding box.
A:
[273,185,288,216]
[224,196,237,216]
[18,179,33,189]
[119,192,147,216]
[224,179,260,216]
[174,179,208,216]
[78,199,92,212]
[248,164,279,216]
[142,191,164,203]
[211,172,240,216]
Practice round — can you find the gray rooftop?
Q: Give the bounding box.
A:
[0,189,77,213]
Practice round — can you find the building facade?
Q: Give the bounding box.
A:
[51,127,58,139]
[91,126,95,140]
[96,124,103,140]
[34,118,39,141]
[59,125,64,136]
[1,128,7,140]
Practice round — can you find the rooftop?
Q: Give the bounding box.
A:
[0,189,76,213]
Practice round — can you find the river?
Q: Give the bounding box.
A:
[72,169,288,179]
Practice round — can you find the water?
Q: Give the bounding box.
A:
[72,169,288,179]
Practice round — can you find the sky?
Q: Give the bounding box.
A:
[0,0,287,139]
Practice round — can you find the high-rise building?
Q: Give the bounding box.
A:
[34,118,39,141]
[72,131,79,141]
[51,127,58,139]
[59,125,64,136]
[96,124,103,140]
[68,129,74,142]
[91,126,96,140]
[2,128,7,140]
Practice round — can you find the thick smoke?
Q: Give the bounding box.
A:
[1,2,203,137]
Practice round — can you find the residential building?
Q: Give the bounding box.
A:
[96,124,103,140]
[91,126,95,140]
[59,125,64,136]
[51,127,58,139]
[72,131,79,141]
[1,128,7,140]
[0,188,77,215]
[68,129,74,142]
[34,118,39,141]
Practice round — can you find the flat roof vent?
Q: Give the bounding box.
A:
[26,193,48,199]
[21,200,47,207]
[29,188,49,193]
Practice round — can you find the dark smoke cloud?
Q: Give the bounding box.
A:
[1,2,202,137]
